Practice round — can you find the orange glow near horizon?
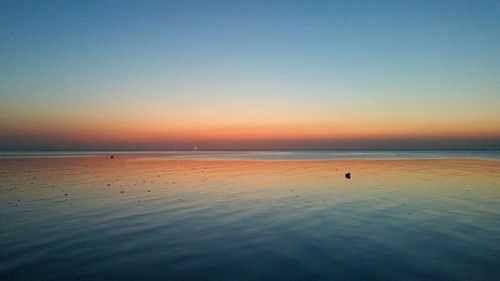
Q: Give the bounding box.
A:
[2,113,499,149]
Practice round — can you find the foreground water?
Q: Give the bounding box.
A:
[1,151,500,280]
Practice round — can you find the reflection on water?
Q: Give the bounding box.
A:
[2,150,500,160]
[1,152,500,280]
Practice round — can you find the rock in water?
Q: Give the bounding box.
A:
[345,172,351,179]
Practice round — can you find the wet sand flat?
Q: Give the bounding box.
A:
[1,153,500,281]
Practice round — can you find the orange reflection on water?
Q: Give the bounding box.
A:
[1,155,499,213]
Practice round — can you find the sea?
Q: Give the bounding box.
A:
[1,150,499,280]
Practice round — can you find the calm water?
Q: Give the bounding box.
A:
[1,151,500,280]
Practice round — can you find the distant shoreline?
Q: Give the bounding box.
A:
[1,148,500,153]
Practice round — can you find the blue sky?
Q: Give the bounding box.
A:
[1,0,499,149]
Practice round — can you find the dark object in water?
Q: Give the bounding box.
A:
[345,172,351,179]
[110,155,114,159]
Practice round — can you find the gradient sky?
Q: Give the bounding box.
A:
[1,0,500,150]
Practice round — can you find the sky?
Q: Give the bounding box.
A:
[1,0,500,150]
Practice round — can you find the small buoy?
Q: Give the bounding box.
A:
[345,172,351,179]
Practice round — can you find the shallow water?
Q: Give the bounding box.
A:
[2,149,500,160]
[1,152,500,280]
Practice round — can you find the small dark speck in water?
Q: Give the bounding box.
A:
[345,172,351,179]
[110,155,114,159]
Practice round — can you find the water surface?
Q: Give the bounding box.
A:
[1,151,500,280]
